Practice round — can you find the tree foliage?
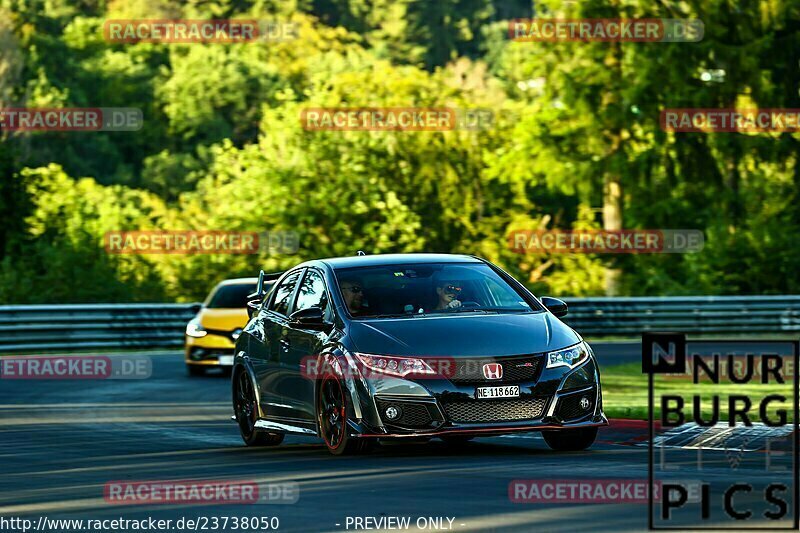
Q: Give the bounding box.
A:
[0,0,798,302]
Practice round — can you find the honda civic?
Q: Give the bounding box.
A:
[231,253,606,455]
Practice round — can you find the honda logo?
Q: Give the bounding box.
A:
[483,363,503,380]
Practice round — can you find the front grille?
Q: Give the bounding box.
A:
[376,400,436,429]
[205,328,238,342]
[448,355,543,384]
[442,398,548,423]
[556,387,596,421]
[189,347,232,360]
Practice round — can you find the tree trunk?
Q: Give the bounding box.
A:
[603,175,622,295]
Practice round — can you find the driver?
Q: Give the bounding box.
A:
[433,278,463,311]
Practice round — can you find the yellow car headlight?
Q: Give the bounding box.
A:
[185,319,208,338]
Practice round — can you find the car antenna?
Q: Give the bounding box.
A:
[356,250,367,256]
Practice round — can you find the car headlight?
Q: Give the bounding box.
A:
[547,341,590,369]
[185,319,207,338]
[354,353,435,378]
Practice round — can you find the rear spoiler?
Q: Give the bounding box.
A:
[247,270,284,300]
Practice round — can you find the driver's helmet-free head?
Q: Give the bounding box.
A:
[432,271,466,307]
[432,267,474,295]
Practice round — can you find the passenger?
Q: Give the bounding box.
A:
[340,278,367,316]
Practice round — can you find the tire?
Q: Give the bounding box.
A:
[186,364,206,377]
[542,427,598,451]
[233,369,284,447]
[441,435,474,446]
[317,362,373,456]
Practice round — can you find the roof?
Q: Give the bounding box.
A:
[318,253,483,270]
[215,277,259,286]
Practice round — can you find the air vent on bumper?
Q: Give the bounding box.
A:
[375,399,444,431]
[555,386,597,422]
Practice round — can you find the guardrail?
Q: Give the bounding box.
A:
[0,296,797,353]
[0,304,197,353]
[562,295,800,336]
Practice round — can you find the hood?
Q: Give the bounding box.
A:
[198,308,249,330]
[347,312,580,357]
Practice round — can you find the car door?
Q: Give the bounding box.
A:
[277,268,332,423]
[251,268,304,420]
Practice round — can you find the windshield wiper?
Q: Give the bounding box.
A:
[367,313,422,319]
[454,309,496,314]
[450,307,528,314]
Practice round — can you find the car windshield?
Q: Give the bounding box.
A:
[334,262,538,318]
[206,283,256,309]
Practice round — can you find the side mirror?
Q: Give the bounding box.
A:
[541,296,568,318]
[289,307,327,329]
[246,299,261,319]
[189,303,202,314]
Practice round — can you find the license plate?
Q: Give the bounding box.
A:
[218,355,234,366]
[476,385,520,399]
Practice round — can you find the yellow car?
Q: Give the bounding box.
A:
[185,277,274,376]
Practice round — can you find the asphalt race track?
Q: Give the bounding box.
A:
[0,346,796,532]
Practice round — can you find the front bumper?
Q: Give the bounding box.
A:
[184,335,236,366]
[351,417,608,439]
[349,354,607,438]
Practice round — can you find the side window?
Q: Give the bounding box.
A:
[260,281,277,306]
[270,270,302,316]
[294,269,329,314]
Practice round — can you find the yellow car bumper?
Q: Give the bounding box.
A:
[184,334,236,366]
